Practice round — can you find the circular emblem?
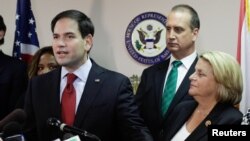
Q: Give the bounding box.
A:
[125,12,170,65]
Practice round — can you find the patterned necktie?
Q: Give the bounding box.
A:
[161,60,182,117]
[61,73,77,126]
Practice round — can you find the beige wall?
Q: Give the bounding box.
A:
[0,0,240,77]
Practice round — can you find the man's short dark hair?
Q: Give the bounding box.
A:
[51,9,94,38]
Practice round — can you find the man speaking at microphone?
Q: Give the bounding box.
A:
[23,10,153,141]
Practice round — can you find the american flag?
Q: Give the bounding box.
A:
[12,0,39,63]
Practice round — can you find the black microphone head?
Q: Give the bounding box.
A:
[2,122,22,138]
[62,133,74,140]
[0,109,27,131]
[47,117,61,128]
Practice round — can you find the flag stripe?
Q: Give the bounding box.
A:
[237,0,245,63]
[20,43,39,54]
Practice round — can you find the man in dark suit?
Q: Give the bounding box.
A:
[24,10,153,141]
[135,4,200,141]
[0,15,28,121]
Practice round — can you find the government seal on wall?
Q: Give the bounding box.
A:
[125,12,170,65]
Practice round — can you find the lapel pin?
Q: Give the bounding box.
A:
[205,120,211,127]
[95,79,100,82]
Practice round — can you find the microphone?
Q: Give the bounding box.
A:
[63,133,80,141]
[47,118,101,141]
[62,133,74,140]
[0,109,27,131]
[1,122,25,141]
[51,133,74,141]
[4,134,25,141]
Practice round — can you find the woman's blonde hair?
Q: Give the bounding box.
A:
[200,51,243,105]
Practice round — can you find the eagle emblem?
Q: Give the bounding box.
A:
[125,12,170,65]
[136,25,163,51]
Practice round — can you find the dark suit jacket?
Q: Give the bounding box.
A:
[135,57,198,141]
[0,51,28,120]
[163,101,243,141]
[24,60,153,141]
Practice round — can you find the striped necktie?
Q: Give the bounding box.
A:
[161,60,182,117]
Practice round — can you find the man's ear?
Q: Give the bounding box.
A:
[192,28,199,41]
[84,34,93,51]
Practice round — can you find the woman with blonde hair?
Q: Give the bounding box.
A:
[164,51,243,141]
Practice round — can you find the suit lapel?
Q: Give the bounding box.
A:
[74,61,105,125]
[186,103,224,141]
[164,101,197,140]
[170,106,194,135]
[47,69,62,118]
[154,60,170,120]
